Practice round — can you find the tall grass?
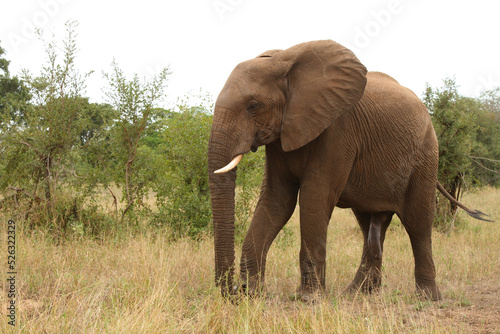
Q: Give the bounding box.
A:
[1,187,498,333]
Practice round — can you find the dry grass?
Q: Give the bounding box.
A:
[1,187,499,333]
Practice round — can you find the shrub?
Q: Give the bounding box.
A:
[154,99,265,239]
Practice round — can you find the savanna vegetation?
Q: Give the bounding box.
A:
[0,22,264,241]
[0,188,498,333]
[424,79,500,230]
[0,22,499,332]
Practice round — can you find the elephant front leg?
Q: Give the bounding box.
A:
[298,222,328,298]
[297,194,333,300]
[240,178,299,295]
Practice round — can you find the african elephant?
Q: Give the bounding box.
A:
[207,40,489,301]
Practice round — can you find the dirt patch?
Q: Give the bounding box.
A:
[434,280,500,334]
[398,280,499,333]
[324,279,500,333]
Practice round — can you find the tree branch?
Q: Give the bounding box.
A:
[8,186,44,202]
[470,159,500,174]
[107,186,118,221]
[468,155,500,163]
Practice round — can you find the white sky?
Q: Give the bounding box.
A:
[1,0,499,108]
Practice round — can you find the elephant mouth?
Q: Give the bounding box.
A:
[214,138,262,174]
[251,134,265,152]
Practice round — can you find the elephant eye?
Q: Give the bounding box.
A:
[247,102,260,114]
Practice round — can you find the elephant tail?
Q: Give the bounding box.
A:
[436,182,494,222]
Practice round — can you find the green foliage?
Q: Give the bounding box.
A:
[234,149,265,241]
[0,43,31,125]
[18,192,114,239]
[0,21,92,228]
[424,78,479,191]
[472,89,500,186]
[424,78,477,230]
[0,44,7,73]
[154,97,214,238]
[141,107,172,149]
[1,20,266,240]
[0,22,266,241]
[424,78,500,230]
[75,102,117,192]
[103,60,170,222]
[152,94,266,239]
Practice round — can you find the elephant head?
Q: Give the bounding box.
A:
[207,40,367,294]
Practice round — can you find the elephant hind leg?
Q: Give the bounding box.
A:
[347,210,393,294]
[400,177,441,300]
[368,216,384,260]
[400,208,441,300]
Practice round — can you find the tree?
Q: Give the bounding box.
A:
[423,78,500,231]
[154,96,214,237]
[471,88,500,186]
[0,42,31,125]
[154,93,265,239]
[104,60,170,222]
[74,102,117,194]
[424,78,480,213]
[0,21,92,226]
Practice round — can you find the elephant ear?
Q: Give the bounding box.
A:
[277,40,367,152]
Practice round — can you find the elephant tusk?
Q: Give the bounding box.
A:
[214,154,243,174]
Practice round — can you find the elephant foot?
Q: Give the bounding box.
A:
[346,269,382,295]
[292,287,324,303]
[239,274,264,297]
[218,279,239,298]
[345,280,380,296]
[416,281,441,301]
[295,275,326,303]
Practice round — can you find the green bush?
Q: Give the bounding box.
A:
[153,103,213,238]
[153,101,265,239]
[234,150,265,241]
[424,78,500,231]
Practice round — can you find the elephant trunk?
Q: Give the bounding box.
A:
[208,120,238,295]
